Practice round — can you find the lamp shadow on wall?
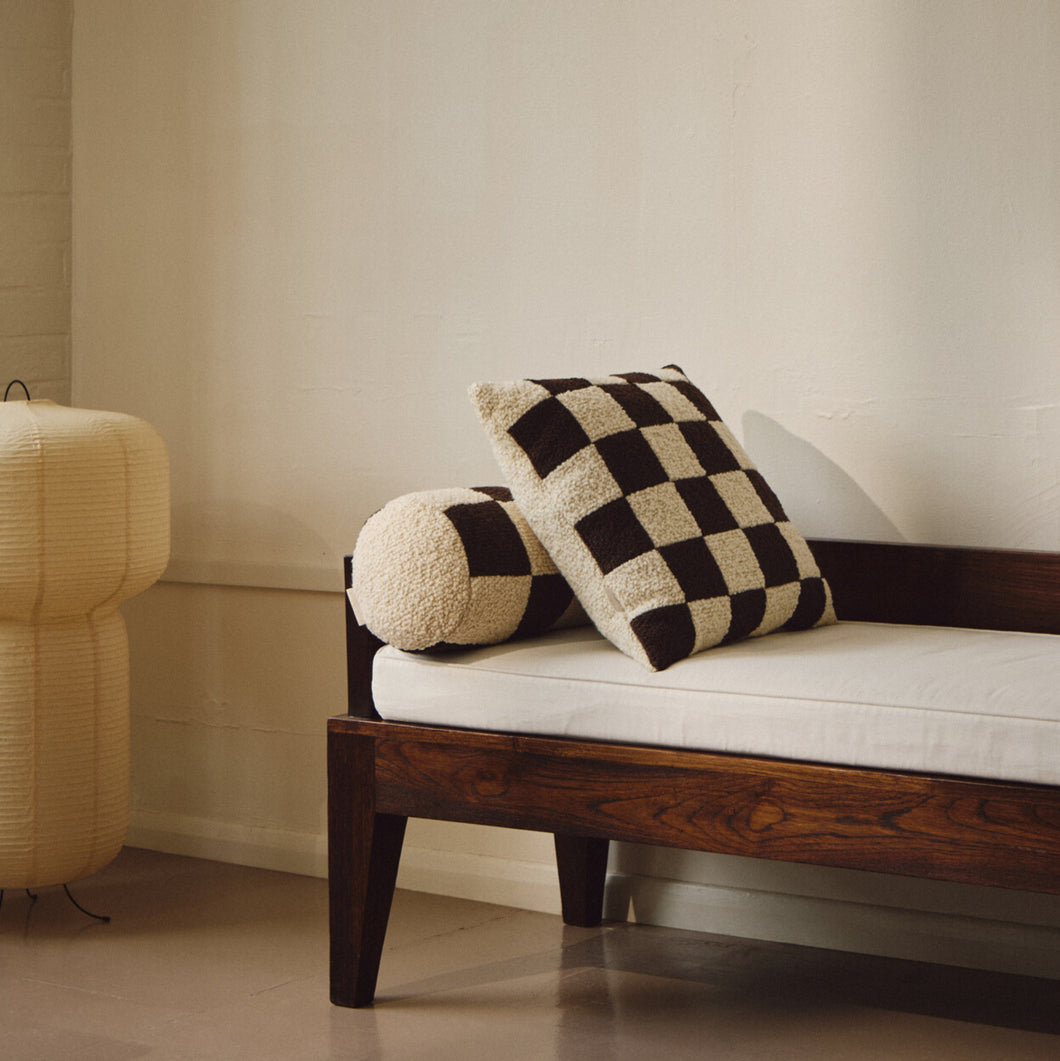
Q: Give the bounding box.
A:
[740,411,904,544]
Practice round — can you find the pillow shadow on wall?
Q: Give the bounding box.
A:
[740,411,903,545]
[598,413,901,910]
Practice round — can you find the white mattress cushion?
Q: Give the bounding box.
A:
[371,622,1060,786]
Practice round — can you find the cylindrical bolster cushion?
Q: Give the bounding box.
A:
[350,486,586,651]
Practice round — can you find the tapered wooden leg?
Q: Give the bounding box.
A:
[554,834,609,927]
[329,726,407,1007]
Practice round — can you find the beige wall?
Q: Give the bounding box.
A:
[0,0,71,402]
[71,0,1060,575]
[73,2,1060,975]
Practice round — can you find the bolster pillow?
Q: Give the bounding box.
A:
[349,486,586,651]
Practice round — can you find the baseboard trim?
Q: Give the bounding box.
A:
[618,875,1060,980]
[395,844,563,914]
[128,811,328,879]
[397,845,1060,980]
[129,816,1060,979]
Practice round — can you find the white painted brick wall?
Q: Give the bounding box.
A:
[0,0,71,403]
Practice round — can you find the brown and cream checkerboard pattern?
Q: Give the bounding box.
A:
[470,366,835,670]
[351,486,584,652]
[440,486,583,645]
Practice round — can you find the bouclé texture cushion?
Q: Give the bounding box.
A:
[350,486,585,651]
[469,366,835,670]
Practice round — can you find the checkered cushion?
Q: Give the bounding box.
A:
[349,486,586,651]
[469,366,835,670]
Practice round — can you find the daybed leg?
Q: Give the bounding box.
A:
[554,834,609,927]
[328,729,407,1007]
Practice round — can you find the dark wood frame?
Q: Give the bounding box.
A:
[329,539,1060,1007]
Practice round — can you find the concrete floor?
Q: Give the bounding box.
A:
[2,848,1059,1060]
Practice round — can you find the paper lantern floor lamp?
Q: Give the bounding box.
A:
[0,394,169,918]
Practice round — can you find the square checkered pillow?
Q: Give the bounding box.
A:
[349,486,586,651]
[469,366,835,670]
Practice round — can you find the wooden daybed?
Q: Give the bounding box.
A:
[329,538,1060,1007]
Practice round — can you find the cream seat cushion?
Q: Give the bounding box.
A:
[371,622,1060,787]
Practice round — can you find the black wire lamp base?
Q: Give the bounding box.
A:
[0,884,110,922]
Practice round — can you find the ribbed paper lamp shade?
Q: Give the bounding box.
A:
[0,400,169,890]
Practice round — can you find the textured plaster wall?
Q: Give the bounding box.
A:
[73,0,1060,577]
[73,1,1060,972]
[0,0,71,402]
